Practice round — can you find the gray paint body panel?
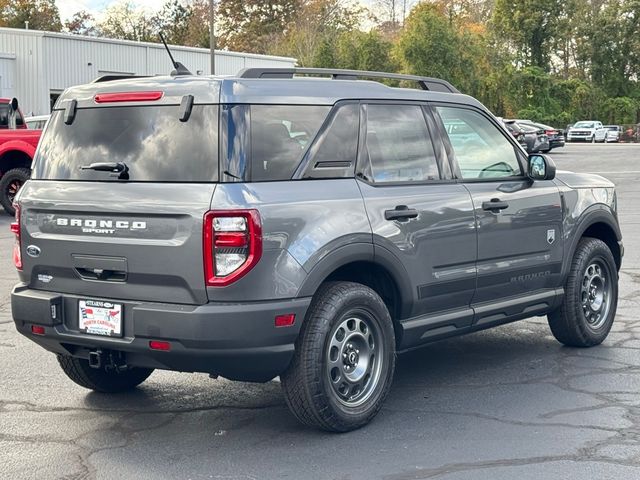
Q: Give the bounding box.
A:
[17,180,215,305]
[206,179,371,302]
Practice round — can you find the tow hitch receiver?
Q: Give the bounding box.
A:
[87,349,128,372]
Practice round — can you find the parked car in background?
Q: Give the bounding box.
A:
[604,125,622,143]
[567,121,607,143]
[0,99,42,215]
[25,115,49,130]
[503,120,550,153]
[515,120,565,151]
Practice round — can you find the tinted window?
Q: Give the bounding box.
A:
[302,103,359,179]
[364,104,439,183]
[33,105,218,182]
[251,105,329,181]
[436,106,522,180]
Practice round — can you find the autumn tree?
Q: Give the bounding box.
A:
[275,0,364,66]
[0,0,62,31]
[64,10,98,36]
[98,1,157,42]
[217,0,300,53]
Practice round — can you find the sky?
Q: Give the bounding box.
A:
[56,0,176,21]
[55,0,376,22]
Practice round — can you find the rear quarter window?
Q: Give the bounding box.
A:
[33,105,219,182]
[222,104,330,182]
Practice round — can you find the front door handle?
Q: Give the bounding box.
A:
[385,205,419,221]
[482,198,509,212]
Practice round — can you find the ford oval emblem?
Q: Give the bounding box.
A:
[26,245,41,258]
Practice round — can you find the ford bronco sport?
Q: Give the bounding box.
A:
[10,68,622,432]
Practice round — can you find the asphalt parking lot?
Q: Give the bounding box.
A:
[1,143,639,480]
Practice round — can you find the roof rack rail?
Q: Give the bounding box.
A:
[237,67,460,94]
[92,75,151,83]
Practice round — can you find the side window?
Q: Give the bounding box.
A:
[363,104,439,183]
[436,106,522,180]
[0,105,8,127]
[301,103,359,179]
[250,105,330,181]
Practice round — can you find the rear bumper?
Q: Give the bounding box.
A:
[11,284,311,382]
[550,138,565,148]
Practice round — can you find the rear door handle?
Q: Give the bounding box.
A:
[482,199,509,212]
[385,205,419,221]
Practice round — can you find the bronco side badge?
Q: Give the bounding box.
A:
[547,229,556,245]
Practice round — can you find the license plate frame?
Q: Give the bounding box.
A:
[78,299,123,337]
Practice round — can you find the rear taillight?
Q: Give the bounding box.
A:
[204,210,262,286]
[10,205,22,270]
[545,130,558,135]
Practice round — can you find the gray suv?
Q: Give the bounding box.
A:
[10,68,623,432]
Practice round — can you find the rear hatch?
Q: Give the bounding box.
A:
[17,90,219,305]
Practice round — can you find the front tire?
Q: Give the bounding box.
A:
[57,355,154,393]
[0,167,30,216]
[548,238,618,347]
[281,282,396,432]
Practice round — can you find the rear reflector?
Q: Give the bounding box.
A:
[275,314,296,328]
[94,91,164,103]
[149,340,171,351]
[31,325,45,335]
[11,205,22,270]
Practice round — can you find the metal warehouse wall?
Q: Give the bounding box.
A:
[0,27,296,116]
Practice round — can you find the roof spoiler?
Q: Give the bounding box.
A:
[92,75,151,83]
[237,67,460,94]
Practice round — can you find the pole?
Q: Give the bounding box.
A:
[209,0,215,75]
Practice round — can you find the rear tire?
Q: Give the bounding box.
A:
[548,238,618,347]
[281,281,396,432]
[57,355,154,393]
[0,167,30,216]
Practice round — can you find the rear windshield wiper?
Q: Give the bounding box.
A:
[80,162,130,180]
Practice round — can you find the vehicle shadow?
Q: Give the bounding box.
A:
[73,320,620,478]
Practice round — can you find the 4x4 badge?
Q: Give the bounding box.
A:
[547,229,556,245]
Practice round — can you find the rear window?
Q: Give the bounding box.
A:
[33,105,218,182]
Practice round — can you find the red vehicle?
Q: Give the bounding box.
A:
[0,98,42,215]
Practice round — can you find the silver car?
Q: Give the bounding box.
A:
[604,125,622,143]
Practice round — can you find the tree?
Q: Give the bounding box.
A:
[98,1,156,42]
[64,10,98,36]
[275,0,364,66]
[217,0,300,53]
[0,0,62,31]
[492,0,564,70]
[396,3,479,94]
[154,0,192,45]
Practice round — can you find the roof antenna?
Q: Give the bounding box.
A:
[159,32,192,76]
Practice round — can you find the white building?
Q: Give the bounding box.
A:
[0,27,296,116]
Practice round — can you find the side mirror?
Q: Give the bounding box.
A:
[528,154,556,181]
[10,97,18,111]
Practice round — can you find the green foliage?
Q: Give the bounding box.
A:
[0,0,62,31]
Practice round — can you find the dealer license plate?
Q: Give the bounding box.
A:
[79,299,123,337]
